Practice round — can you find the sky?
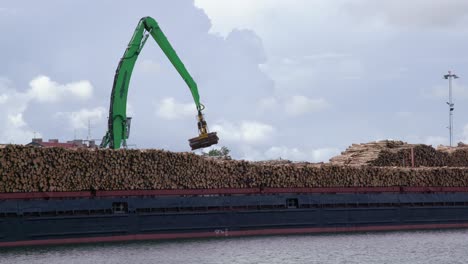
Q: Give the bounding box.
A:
[0,0,467,162]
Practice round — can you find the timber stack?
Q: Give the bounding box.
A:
[2,143,468,193]
[329,140,409,166]
[330,140,468,167]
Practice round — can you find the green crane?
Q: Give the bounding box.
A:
[100,16,218,150]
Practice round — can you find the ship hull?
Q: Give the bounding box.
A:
[2,188,468,247]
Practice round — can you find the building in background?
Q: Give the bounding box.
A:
[26,138,96,149]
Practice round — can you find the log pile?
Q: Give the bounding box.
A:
[329,140,409,166]
[369,144,449,167]
[330,140,468,167]
[2,144,468,193]
[368,143,468,167]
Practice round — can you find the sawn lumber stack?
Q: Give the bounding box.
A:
[2,143,468,193]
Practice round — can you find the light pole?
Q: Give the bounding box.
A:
[444,71,459,147]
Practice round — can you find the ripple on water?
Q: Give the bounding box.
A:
[1,230,468,264]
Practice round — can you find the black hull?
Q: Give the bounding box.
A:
[2,191,468,246]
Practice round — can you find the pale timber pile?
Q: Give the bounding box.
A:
[329,140,409,166]
[330,140,468,167]
[2,144,468,193]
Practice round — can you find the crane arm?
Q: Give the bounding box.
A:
[145,17,202,110]
[100,16,217,149]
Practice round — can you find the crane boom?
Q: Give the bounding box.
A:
[100,16,218,149]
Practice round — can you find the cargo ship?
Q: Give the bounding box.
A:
[2,186,468,247]
[2,141,468,247]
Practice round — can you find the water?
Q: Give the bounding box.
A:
[1,230,467,264]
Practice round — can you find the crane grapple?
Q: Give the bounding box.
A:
[189,132,219,150]
[189,111,218,150]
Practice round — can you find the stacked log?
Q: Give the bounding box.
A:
[369,144,449,167]
[329,140,407,166]
[2,144,468,193]
[330,140,468,167]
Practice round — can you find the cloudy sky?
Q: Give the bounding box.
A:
[0,0,467,161]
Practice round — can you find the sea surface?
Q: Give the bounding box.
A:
[0,230,467,264]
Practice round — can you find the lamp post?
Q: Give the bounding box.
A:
[444,71,459,147]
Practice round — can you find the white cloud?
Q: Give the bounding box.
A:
[238,145,265,161]
[65,80,93,99]
[240,145,340,162]
[424,136,448,146]
[28,75,93,103]
[55,107,105,130]
[240,122,274,143]
[265,146,340,162]
[194,0,334,36]
[285,95,330,116]
[0,78,36,143]
[264,146,306,160]
[7,113,27,128]
[0,75,95,143]
[312,148,340,162]
[195,0,283,35]
[2,125,37,144]
[212,120,275,144]
[155,97,197,120]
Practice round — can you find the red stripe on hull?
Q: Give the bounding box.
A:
[2,186,468,200]
[2,223,468,247]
